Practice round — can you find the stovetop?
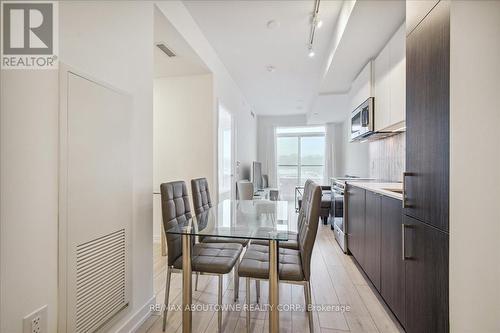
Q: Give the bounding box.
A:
[331,177,379,190]
[332,176,376,182]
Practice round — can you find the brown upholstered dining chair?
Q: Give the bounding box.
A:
[190,177,249,300]
[238,179,322,333]
[191,178,249,248]
[160,181,243,332]
[250,179,315,250]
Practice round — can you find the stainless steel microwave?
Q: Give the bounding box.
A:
[350,97,374,141]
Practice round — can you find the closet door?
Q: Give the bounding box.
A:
[60,69,133,333]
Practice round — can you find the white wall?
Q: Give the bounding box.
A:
[449,1,500,332]
[153,75,214,192]
[327,59,372,178]
[329,122,345,177]
[339,119,370,177]
[60,3,154,331]
[156,1,257,183]
[153,74,214,240]
[0,2,154,332]
[1,70,59,333]
[315,118,369,181]
[236,109,258,180]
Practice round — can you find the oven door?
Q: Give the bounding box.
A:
[332,185,347,252]
[332,188,344,232]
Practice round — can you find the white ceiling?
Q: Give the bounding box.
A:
[183,0,343,115]
[308,93,349,124]
[154,6,210,78]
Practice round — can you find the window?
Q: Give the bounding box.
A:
[276,126,325,200]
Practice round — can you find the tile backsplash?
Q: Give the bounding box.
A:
[369,132,405,182]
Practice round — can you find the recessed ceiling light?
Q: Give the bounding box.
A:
[267,20,280,29]
[308,49,315,58]
[316,20,323,29]
[266,65,276,72]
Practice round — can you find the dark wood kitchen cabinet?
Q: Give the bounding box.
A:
[346,185,365,267]
[364,191,381,291]
[405,0,450,232]
[403,215,449,333]
[404,0,450,333]
[380,196,405,326]
[404,1,450,331]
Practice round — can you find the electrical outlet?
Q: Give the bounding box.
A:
[23,305,47,333]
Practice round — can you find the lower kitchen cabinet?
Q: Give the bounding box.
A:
[403,214,449,333]
[364,190,381,291]
[346,186,448,332]
[380,196,405,326]
[346,185,365,267]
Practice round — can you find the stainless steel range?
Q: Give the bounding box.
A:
[330,176,375,253]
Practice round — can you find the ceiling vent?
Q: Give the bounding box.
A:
[156,43,176,57]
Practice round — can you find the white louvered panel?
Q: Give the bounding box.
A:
[75,229,127,333]
[60,71,133,333]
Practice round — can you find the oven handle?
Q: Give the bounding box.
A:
[332,187,344,195]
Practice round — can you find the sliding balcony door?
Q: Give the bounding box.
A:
[276,127,325,201]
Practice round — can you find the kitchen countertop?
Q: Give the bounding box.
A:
[346,181,403,200]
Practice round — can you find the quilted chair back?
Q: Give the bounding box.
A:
[160,181,192,266]
[191,178,213,214]
[298,180,322,280]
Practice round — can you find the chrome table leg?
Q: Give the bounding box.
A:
[234,259,240,302]
[182,233,192,333]
[305,281,314,332]
[162,266,172,331]
[246,278,251,333]
[218,274,223,332]
[268,239,279,333]
[256,280,260,303]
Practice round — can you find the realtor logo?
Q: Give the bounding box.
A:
[1,1,58,69]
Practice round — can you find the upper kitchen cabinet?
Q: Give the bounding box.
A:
[349,61,373,112]
[389,24,406,129]
[374,23,406,132]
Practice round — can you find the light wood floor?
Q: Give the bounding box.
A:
[138,212,404,333]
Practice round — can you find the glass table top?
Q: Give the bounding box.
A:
[164,200,291,241]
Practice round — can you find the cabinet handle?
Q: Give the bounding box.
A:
[402,224,409,261]
[402,172,409,208]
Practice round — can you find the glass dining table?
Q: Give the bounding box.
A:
[164,199,291,333]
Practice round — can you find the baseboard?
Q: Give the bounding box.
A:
[113,295,155,333]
